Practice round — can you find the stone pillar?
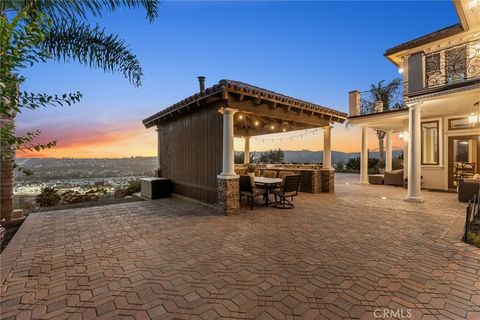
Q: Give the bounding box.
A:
[385,131,393,172]
[323,125,332,169]
[405,104,423,202]
[348,90,361,117]
[155,127,161,177]
[217,176,240,215]
[320,168,334,192]
[360,126,369,184]
[217,107,239,215]
[244,136,250,165]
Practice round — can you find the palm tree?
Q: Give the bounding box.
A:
[366,79,402,165]
[0,0,160,223]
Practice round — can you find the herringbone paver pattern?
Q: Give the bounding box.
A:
[1,174,480,320]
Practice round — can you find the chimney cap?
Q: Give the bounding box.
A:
[197,76,206,80]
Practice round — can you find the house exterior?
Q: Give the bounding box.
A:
[348,0,480,202]
[143,78,346,214]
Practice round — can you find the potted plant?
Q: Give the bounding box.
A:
[247,164,256,178]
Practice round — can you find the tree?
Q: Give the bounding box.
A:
[362,79,403,164]
[0,1,160,223]
[259,149,284,164]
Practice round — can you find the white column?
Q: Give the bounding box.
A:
[323,125,332,169]
[385,131,393,172]
[244,137,250,164]
[156,127,161,170]
[405,104,423,202]
[360,126,369,184]
[220,107,237,176]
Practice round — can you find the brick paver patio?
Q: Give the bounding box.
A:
[1,174,480,320]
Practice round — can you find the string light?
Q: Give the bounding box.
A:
[250,128,324,143]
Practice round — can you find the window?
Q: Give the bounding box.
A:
[448,117,478,130]
[446,46,466,84]
[421,121,439,165]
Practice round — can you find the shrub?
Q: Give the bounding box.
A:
[115,180,141,199]
[35,187,61,207]
[467,232,480,248]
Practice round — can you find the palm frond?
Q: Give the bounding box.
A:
[42,22,143,86]
[4,0,160,23]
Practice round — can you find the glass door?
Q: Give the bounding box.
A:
[448,135,479,188]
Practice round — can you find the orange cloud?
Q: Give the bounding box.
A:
[16,122,157,158]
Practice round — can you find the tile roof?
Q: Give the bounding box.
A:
[384,23,464,56]
[143,79,347,128]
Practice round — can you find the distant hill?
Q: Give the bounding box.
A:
[251,150,403,164]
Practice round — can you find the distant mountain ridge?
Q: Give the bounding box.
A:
[18,149,403,166]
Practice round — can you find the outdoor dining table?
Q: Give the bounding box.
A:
[254,177,283,206]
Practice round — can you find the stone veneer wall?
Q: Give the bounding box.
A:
[217,176,240,215]
[320,169,335,193]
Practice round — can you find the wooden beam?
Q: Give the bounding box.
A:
[231,99,329,127]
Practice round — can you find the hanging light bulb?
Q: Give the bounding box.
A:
[468,113,479,124]
[282,128,286,132]
[254,121,259,126]
[238,114,243,120]
[270,125,275,130]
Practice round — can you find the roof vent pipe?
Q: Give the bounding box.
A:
[198,76,206,94]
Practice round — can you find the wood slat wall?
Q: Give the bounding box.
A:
[158,105,223,203]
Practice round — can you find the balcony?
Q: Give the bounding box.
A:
[406,38,480,96]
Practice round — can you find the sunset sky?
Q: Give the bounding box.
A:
[16,1,458,158]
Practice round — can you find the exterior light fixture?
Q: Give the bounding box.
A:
[468,0,479,9]
[398,68,404,74]
[282,128,286,132]
[399,132,404,139]
[238,114,243,120]
[270,125,275,130]
[468,113,479,124]
[469,101,480,124]
[254,121,259,126]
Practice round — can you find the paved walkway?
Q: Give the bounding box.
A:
[1,174,480,320]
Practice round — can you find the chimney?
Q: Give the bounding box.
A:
[197,76,206,94]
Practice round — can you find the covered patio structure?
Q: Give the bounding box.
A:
[143,77,347,215]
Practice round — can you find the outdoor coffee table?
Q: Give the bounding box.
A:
[254,177,282,206]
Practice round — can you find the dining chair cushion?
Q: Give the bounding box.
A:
[263,170,277,178]
[278,171,294,179]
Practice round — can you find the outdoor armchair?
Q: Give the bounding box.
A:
[239,175,267,210]
[384,169,404,186]
[273,174,301,209]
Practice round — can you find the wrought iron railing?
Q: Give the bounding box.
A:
[359,85,406,115]
[425,38,480,89]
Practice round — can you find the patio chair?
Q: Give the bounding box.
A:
[263,170,277,178]
[278,171,294,179]
[272,174,301,209]
[239,175,267,210]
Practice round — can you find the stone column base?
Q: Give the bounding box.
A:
[320,168,335,193]
[217,175,240,215]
